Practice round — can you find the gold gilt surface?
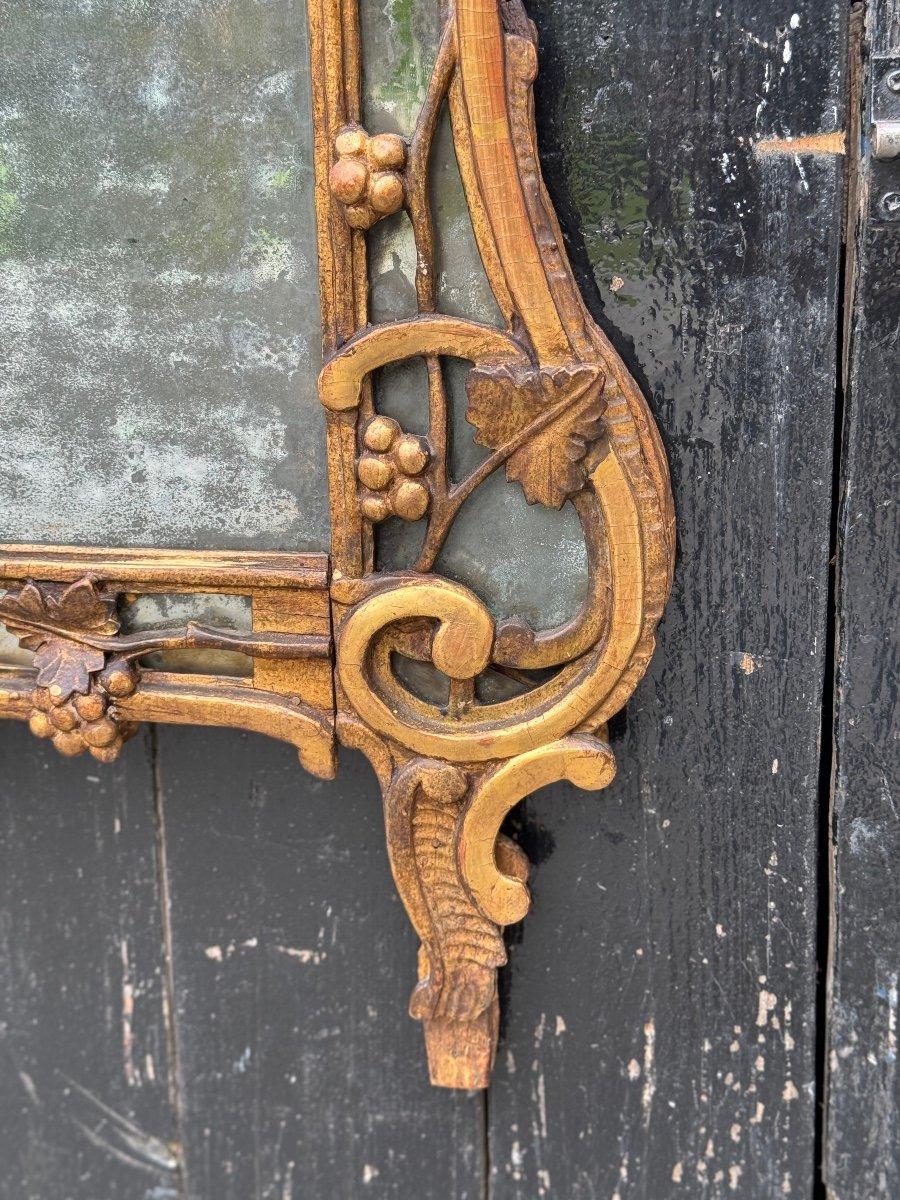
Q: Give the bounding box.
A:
[0,0,673,1088]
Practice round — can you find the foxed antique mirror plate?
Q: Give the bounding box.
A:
[0,0,327,551]
[0,0,674,1088]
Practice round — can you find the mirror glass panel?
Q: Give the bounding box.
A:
[0,0,328,551]
[360,0,588,630]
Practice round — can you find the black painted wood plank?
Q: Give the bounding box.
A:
[0,723,180,1200]
[825,6,900,1190]
[486,2,846,1197]
[154,727,483,1200]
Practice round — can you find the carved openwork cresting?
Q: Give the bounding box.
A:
[0,0,674,1088]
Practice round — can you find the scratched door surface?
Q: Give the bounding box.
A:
[2,2,896,1200]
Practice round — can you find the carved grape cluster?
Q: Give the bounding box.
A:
[328,125,406,229]
[357,416,431,523]
[27,658,139,762]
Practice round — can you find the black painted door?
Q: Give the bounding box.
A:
[1,2,897,1198]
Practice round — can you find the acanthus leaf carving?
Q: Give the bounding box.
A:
[317,0,673,1087]
[0,0,676,1091]
[380,757,516,1088]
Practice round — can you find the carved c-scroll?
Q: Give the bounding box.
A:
[335,451,645,763]
[320,0,675,1086]
[0,0,675,1091]
[458,737,617,926]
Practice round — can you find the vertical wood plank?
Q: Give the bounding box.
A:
[0,724,180,1199]
[825,3,900,1190]
[486,1,846,1196]
[155,727,484,1200]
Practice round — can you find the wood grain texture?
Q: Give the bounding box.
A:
[483,0,846,1193]
[825,2,900,1188]
[309,0,370,576]
[0,724,179,1199]
[2,0,894,1190]
[154,728,485,1199]
[0,546,329,593]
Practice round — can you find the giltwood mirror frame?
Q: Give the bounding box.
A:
[0,0,674,1089]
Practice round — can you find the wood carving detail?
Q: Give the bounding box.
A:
[0,565,334,774]
[0,578,139,760]
[465,362,608,509]
[317,0,675,1086]
[329,126,407,230]
[0,0,674,1090]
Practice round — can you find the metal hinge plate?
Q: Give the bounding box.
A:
[870,57,900,218]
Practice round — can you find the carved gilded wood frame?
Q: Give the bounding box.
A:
[0,0,674,1088]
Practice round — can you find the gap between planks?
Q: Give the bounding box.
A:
[150,725,190,1200]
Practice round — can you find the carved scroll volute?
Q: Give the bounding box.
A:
[369,736,617,1088]
[457,740,618,927]
[0,0,677,1095]
[323,0,674,1088]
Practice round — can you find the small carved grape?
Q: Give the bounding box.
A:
[100,658,139,697]
[329,126,406,230]
[26,658,139,761]
[357,416,431,523]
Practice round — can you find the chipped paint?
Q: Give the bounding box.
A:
[18,1070,39,1106]
[757,989,778,1026]
[120,939,137,1088]
[755,131,846,157]
[275,945,326,965]
[641,1019,656,1124]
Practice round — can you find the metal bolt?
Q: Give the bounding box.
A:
[873,119,900,160]
[885,68,900,94]
[880,191,900,216]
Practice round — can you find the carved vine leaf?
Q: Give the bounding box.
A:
[465,362,607,508]
[31,641,106,698]
[0,577,119,700]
